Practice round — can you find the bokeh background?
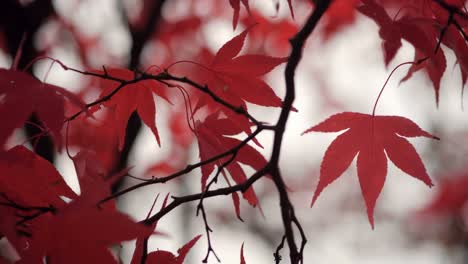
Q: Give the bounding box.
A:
[1,0,467,263]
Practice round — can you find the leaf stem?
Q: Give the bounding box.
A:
[372,57,428,116]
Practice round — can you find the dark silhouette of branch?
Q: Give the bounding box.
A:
[100,127,264,203]
[112,0,168,194]
[432,0,468,19]
[267,1,332,263]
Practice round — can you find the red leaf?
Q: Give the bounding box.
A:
[240,243,246,264]
[228,0,250,30]
[358,0,448,103]
[418,173,468,217]
[195,27,286,112]
[98,68,170,149]
[321,0,359,39]
[19,194,152,264]
[0,146,76,208]
[232,191,243,221]
[196,113,266,208]
[0,69,83,149]
[303,112,437,228]
[130,194,169,264]
[357,0,402,65]
[145,235,201,264]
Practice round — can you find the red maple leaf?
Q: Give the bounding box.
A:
[0,146,76,208]
[303,112,438,228]
[19,193,152,264]
[229,0,250,29]
[321,0,359,39]
[196,112,266,214]
[357,0,447,103]
[194,26,287,114]
[144,235,201,264]
[98,68,171,149]
[0,69,83,149]
[130,194,170,264]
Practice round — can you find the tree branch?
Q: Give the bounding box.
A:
[268,1,332,263]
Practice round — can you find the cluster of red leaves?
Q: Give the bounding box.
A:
[358,0,467,103]
[0,146,153,263]
[0,12,284,262]
[0,69,83,149]
[0,0,467,262]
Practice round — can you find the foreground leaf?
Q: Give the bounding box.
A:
[0,69,83,149]
[303,112,438,227]
[145,235,201,264]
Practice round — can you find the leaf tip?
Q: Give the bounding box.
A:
[310,192,320,207]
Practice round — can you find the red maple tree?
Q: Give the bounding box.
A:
[0,0,467,263]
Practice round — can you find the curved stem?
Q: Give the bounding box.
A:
[372,57,428,116]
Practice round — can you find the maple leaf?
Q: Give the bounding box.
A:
[145,235,201,264]
[229,0,250,29]
[0,69,83,149]
[19,193,152,264]
[356,0,402,65]
[98,68,171,150]
[196,112,266,213]
[0,146,76,208]
[321,0,359,39]
[130,194,169,264]
[303,112,438,228]
[358,0,447,103]
[442,26,468,89]
[241,11,298,56]
[67,109,119,173]
[195,27,287,113]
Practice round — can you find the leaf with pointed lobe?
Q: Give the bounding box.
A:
[196,113,266,209]
[0,69,83,149]
[229,0,250,29]
[321,0,359,39]
[303,112,437,228]
[0,146,76,208]
[232,191,243,221]
[440,25,468,89]
[145,235,201,264]
[240,243,246,264]
[67,107,120,173]
[97,68,171,150]
[241,11,297,56]
[358,0,449,103]
[397,16,447,103]
[195,27,286,113]
[19,195,153,264]
[357,0,402,65]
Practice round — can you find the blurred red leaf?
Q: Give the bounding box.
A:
[19,193,152,264]
[145,235,201,264]
[229,0,250,29]
[0,146,76,208]
[196,112,266,209]
[0,69,83,149]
